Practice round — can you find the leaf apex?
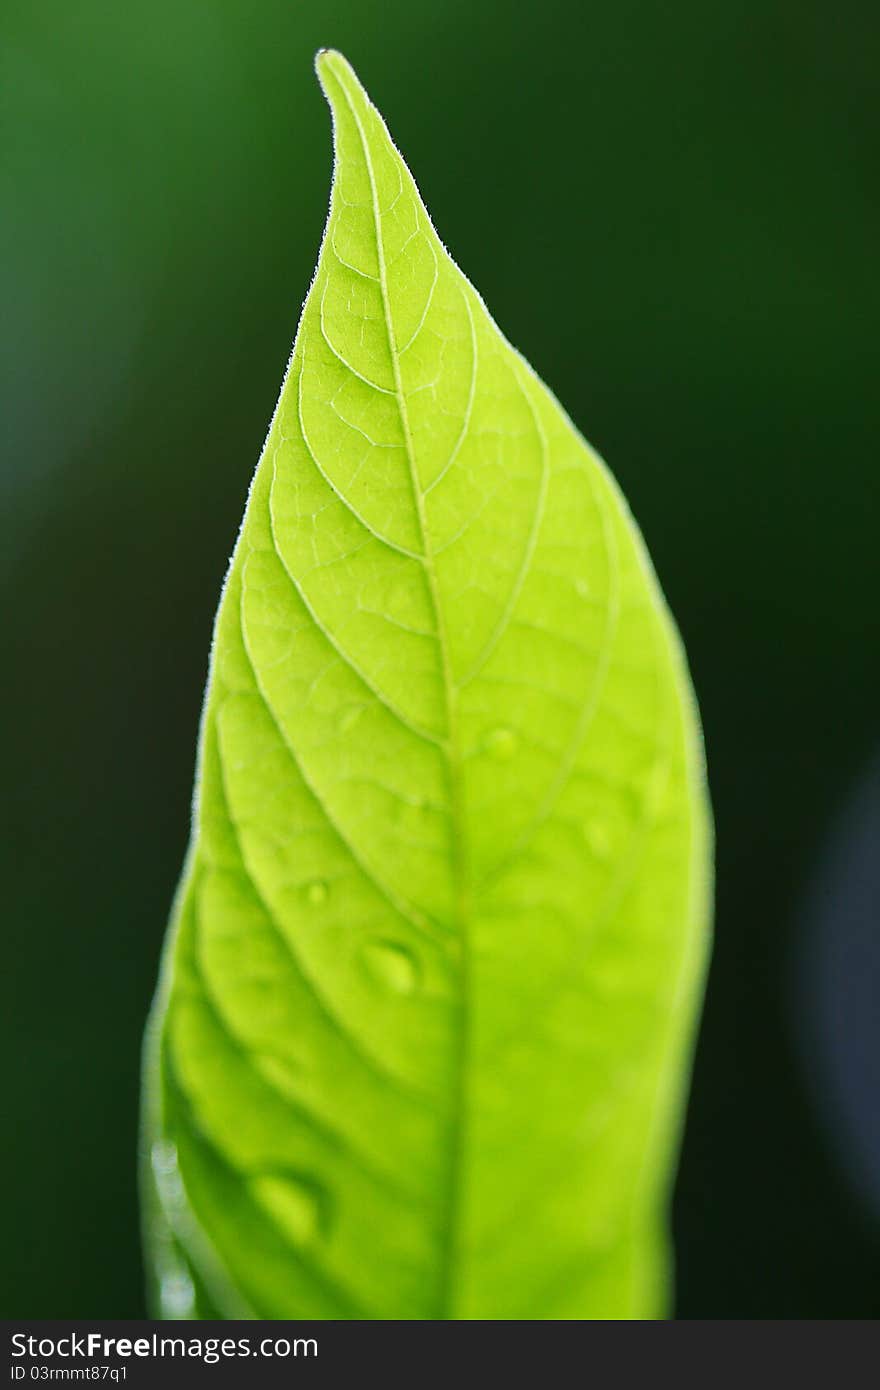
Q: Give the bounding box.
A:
[314,47,360,99]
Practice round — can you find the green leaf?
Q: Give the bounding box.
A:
[142,49,712,1321]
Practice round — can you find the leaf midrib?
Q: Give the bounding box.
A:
[335,73,470,1320]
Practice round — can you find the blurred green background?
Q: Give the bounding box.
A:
[3,0,878,1318]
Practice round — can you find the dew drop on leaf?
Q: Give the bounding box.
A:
[253,1174,328,1247]
[159,1268,195,1319]
[151,1139,186,1217]
[485,727,518,760]
[151,1139,178,1178]
[362,938,420,993]
[151,1139,186,1211]
[303,879,329,907]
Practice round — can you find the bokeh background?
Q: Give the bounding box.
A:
[3,0,878,1318]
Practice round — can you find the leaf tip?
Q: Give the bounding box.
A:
[314,48,371,122]
[314,47,354,92]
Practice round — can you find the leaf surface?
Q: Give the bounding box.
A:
[142,50,711,1320]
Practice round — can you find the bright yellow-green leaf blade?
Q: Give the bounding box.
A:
[142,49,712,1321]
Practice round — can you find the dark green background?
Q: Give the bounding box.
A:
[3,0,877,1317]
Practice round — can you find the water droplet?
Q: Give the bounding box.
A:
[643,759,668,814]
[363,938,420,993]
[254,1174,327,1247]
[304,879,328,907]
[575,577,591,599]
[485,727,518,760]
[583,821,611,859]
[159,1268,195,1319]
[151,1139,178,1178]
[152,1141,186,1211]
